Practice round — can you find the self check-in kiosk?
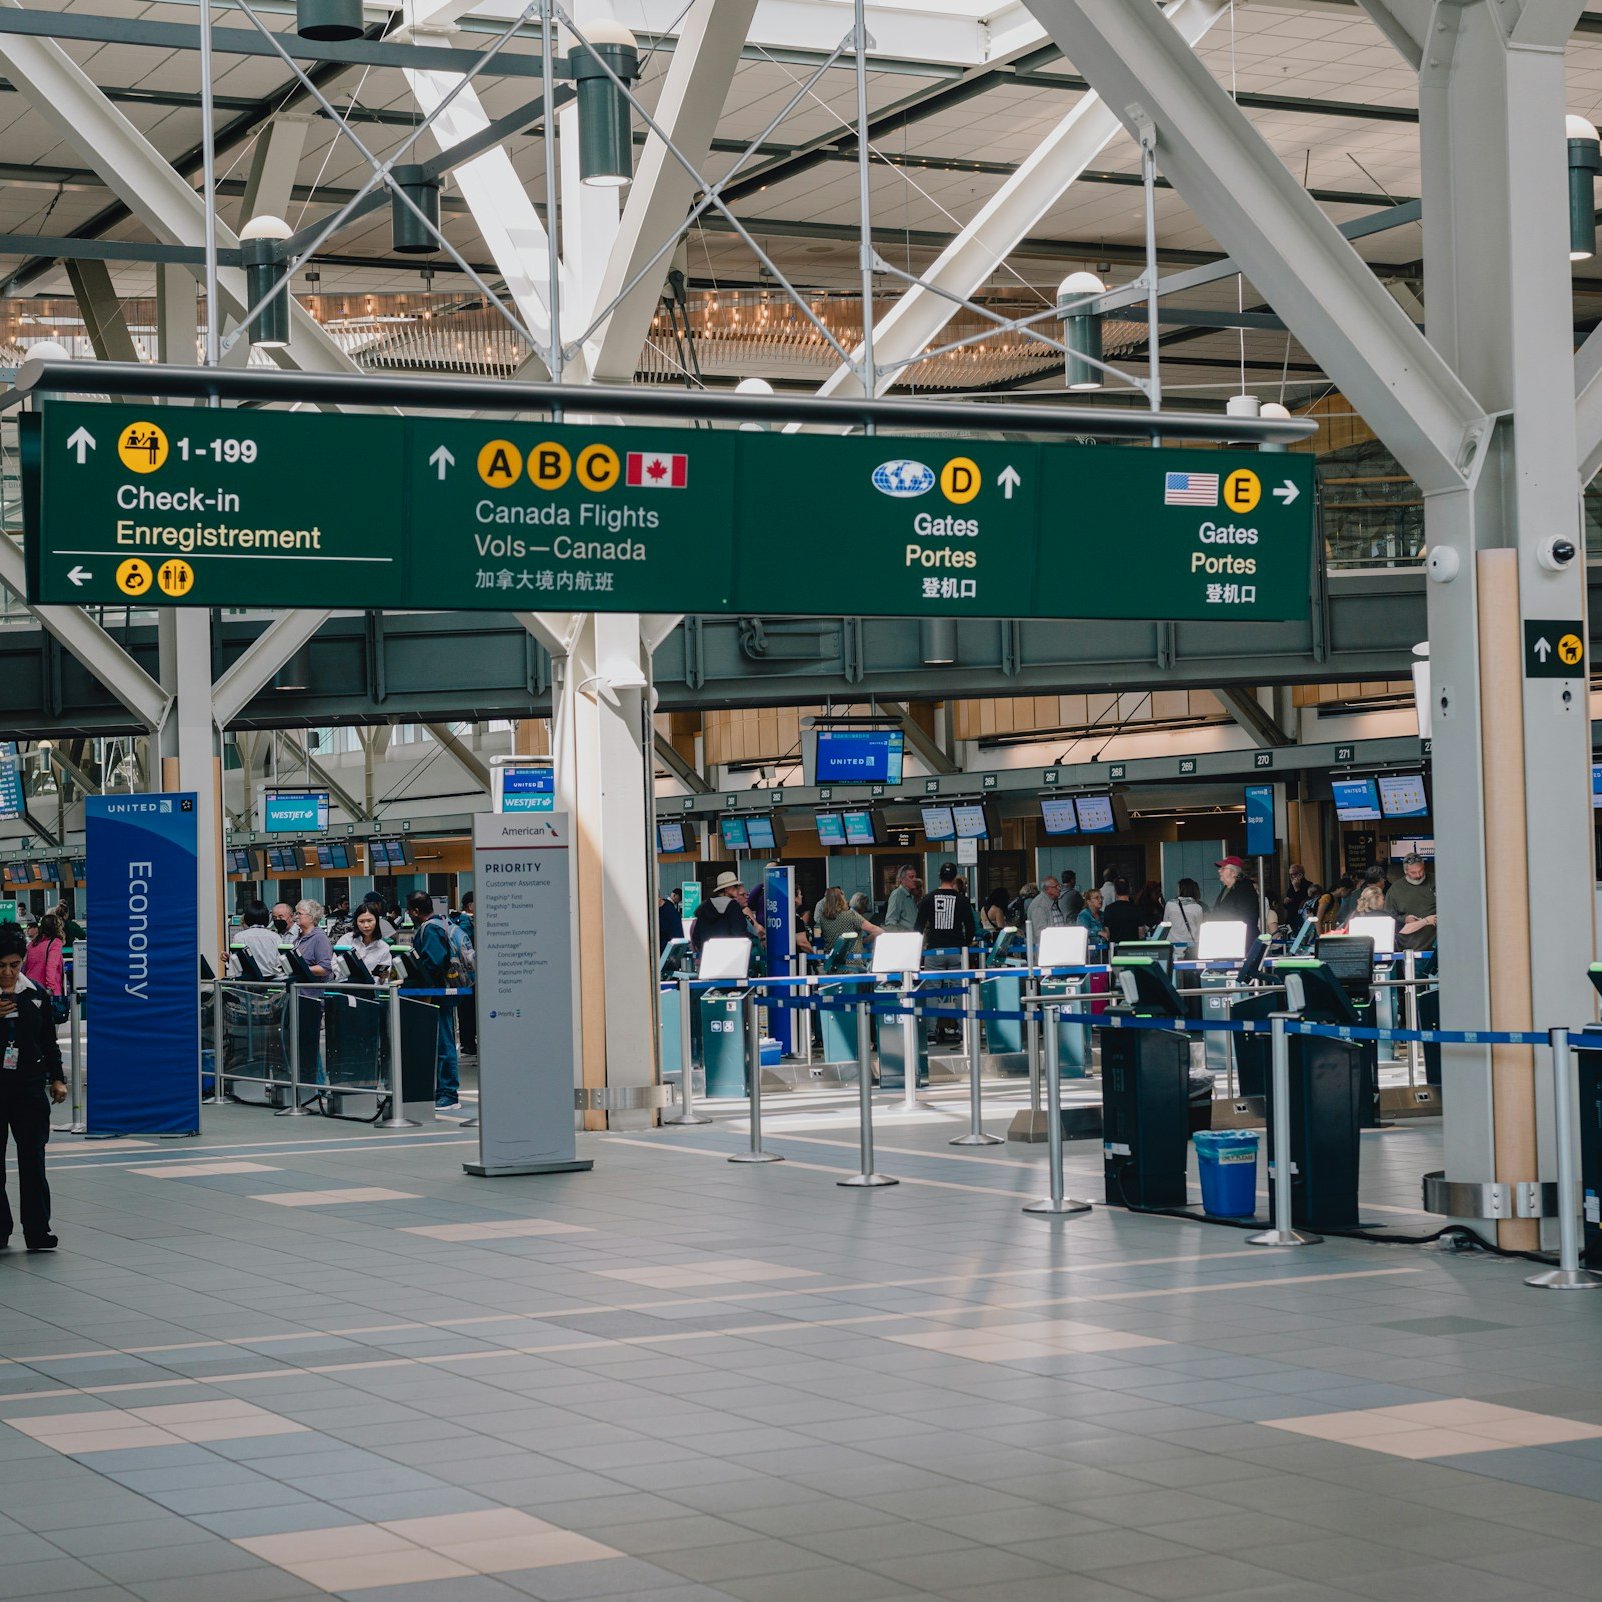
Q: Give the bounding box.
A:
[659,937,695,1079]
[980,926,1028,1061]
[698,937,754,1098]
[1101,955,1192,1210]
[872,932,927,1091]
[1037,925,1091,1077]
[818,935,874,1068]
[1314,934,1382,1128]
[1266,958,1366,1231]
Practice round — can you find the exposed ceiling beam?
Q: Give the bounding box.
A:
[1216,686,1295,748]
[877,700,958,774]
[423,722,491,792]
[654,733,711,794]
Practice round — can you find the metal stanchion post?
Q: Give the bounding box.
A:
[203,978,221,1107]
[277,982,314,1116]
[901,975,919,1111]
[730,988,782,1164]
[798,955,813,1070]
[54,989,86,1134]
[1248,1014,1320,1246]
[665,976,710,1126]
[376,986,422,1129]
[1527,1029,1602,1289]
[1024,1001,1091,1215]
[952,971,1001,1146]
[840,997,896,1186]
[1026,977,1041,1123]
[1404,951,1421,1086]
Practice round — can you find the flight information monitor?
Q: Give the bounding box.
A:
[36,861,59,885]
[842,808,882,846]
[952,803,992,840]
[720,816,751,852]
[744,815,781,852]
[263,789,330,832]
[1331,776,1382,821]
[657,819,689,853]
[921,804,956,842]
[815,812,848,847]
[1377,772,1430,819]
[493,763,555,814]
[814,727,904,785]
[315,842,351,871]
[1073,794,1118,834]
[225,848,253,874]
[1040,796,1080,836]
[1595,763,1602,809]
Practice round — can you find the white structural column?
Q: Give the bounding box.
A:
[1023,0,1485,496]
[515,605,661,1132]
[0,7,362,379]
[805,0,1227,410]
[587,0,758,381]
[158,612,225,962]
[1408,0,1592,1249]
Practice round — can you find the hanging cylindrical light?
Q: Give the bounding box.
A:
[919,618,958,666]
[1259,401,1292,454]
[241,215,294,349]
[1057,272,1106,392]
[296,0,364,42]
[569,20,640,188]
[1569,115,1601,261]
[734,375,773,432]
[391,165,443,255]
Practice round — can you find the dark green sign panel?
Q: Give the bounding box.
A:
[25,402,1315,621]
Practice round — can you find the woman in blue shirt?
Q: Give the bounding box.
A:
[1076,888,1107,953]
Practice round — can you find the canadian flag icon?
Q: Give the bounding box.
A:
[625,451,688,488]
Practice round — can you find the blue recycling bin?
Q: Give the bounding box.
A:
[1194,1130,1259,1218]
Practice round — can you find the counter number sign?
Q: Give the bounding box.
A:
[1525,619,1586,679]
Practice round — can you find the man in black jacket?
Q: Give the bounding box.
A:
[0,922,66,1251]
[916,864,976,1043]
[691,872,758,954]
[1209,855,1261,948]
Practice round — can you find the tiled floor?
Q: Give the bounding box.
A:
[0,1092,1598,1602]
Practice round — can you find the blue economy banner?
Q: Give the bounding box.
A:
[764,864,794,1054]
[1244,784,1276,860]
[86,793,200,1136]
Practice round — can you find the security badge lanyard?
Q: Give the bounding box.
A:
[2,999,17,1072]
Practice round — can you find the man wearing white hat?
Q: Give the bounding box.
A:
[691,871,758,953]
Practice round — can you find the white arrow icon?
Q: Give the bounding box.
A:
[430,445,455,481]
[997,464,1022,499]
[66,565,92,587]
[1272,479,1300,507]
[66,426,96,464]
[1534,637,1553,663]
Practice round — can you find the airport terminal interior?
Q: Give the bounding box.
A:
[4,0,1602,1597]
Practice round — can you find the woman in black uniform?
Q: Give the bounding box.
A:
[0,922,66,1250]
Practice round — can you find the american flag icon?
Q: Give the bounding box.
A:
[1164,471,1219,506]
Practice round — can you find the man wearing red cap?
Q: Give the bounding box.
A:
[1209,855,1261,946]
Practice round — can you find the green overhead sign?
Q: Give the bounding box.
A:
[23,402,1315,621]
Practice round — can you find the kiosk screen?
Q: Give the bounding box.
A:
[1040,797,1080,835]
[815,813,847,847]
[1332,777,1382,821]
[952,803,992,840]
[1073,794,1117,834]
[1377,773,1430,819]
[842,808,881,846]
